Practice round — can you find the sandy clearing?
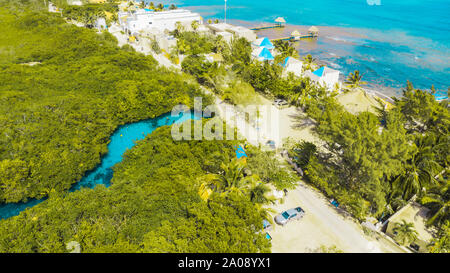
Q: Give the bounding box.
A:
[213,94,405,253]
[336,89,380,115]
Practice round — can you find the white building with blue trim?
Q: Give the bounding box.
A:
[281,56,303,77]
[304,66,340,90]
[251,37,275,62]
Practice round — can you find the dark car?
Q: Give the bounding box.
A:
[274,207,305,226]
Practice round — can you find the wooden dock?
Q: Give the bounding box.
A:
[251,25,285,31]
[270,34,317,42]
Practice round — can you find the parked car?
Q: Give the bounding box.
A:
[273,99,288,108]
[274,207,305,226]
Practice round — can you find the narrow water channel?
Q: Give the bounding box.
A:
[0,111,198,220]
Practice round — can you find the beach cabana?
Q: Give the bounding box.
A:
[274,17,286,27]
[291,30,301,40]
[305,66,340,90]
[252,37,274,50]
[308,26,319,37]
[252,47,274,61]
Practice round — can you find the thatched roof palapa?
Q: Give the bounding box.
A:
[275,17,286,23]
[308,26,319,33]
[291,30,301,37]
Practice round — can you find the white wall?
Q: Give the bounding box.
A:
[285,61,303,77]
[321,71,340,90]
[126,9,202,33]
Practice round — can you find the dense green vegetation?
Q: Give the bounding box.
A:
[289,84,449,251]
[167,25,449,251]
[0,2,209,203]
[0,124,270,252]
[0,0,448,253]
[62,3,119,28]
[0,1,275,253]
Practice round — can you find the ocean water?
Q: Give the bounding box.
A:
[0,111,199,220]
[172,0,450,96]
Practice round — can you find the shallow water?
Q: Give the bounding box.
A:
[0,111,199,220]
[175,0,450,95]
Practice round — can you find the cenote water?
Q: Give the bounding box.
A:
[0,111,199,220]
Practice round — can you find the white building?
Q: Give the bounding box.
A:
[252,37,274,50]
[216,31,233,43]
[48,2,58,13]
[226,25,257,42]
[95,18,107,30]
[304,66,340,90]
[251,47,274,62]
[123,9,203,33]
[207,23,257,43]
[281,56,303,77]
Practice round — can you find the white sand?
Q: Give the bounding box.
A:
[336,89,381,115]
[268,183,406,253]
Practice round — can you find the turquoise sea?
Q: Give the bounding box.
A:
[172,0,450,96]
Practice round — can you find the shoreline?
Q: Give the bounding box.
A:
[250,22,403,98]
[223,19,446,99]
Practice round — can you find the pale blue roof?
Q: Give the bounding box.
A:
[259,47,274,61]
[313,66,325,77]
[254,37,275,50]
[282,56,291,67]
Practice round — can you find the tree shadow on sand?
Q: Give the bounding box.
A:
[287,109,317,130]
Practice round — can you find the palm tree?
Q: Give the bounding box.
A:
[393,220,418,246]
[392,135,441,200]
[157,3,164,10]
[302,54,316,72]
[198,159,263,199]
[191,20,199,31]
[274,40,299,59]
[428,221,450,253]
[256,203,276,225]
[215,159,249,191]
[214,19,219,24]
[248,181,276,205]
[173,21,184,38]
[344,70,367,91]
[290,88,310,110]
[422,182,450,227]
[169,4,177,10]
[176,39,190,54]
[207,19,212,24]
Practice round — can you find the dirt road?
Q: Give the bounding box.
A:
[269,181,404,252]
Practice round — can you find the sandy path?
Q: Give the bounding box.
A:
[105,24,401,251]
[269,182,383,252]
[108,24,179,70]
[213,93,404,252]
